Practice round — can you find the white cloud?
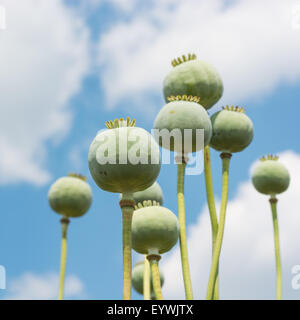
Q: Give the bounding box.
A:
[5,272,84,300]
[0,0,89,185]
[161,150,300,299]
[98,0,300,110]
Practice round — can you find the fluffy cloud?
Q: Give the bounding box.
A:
[5,272,84,300]
[161,150,300,299]
[0,0,89,185]
[98,0,300,110]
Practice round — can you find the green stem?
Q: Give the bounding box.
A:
[204,145,219,300]
[270,196,282,300]
[177,161,194,300]
[206,153,231,300]
[143,255,151,300]
[204,146,219,238]
[148,257,163,300]
[120,197,135,300]
[58,217,69,300]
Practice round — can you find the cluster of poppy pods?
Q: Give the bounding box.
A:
[48,53,290,300]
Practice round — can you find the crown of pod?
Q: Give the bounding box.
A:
[171,53,197,67]
[105,117,136,129]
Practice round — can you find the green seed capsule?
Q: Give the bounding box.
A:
[132,261,164,296]
[210,106,254,153]
[153,97,212,153]
[88,118,161,194]
[133,182,164,207]
[163,54,223,110]
[252,155,290,195]
[48,174,92,218]
[131,204,179,255]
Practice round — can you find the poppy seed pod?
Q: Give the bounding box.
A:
[131,202,179,255]
[163,54,223,110]
[252,155,290,195]
[132,261,165,296]
[133,182,164,207]
[88,117,161,194]
[210,106,254,153]
[48,173,92,218]
[153,96,212,153]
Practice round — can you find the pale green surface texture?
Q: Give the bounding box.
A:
[153,100,212,153]
[131,206,179,255]
[133,182,164,206]
[163,60,223,110]
[252,160,290,195]
[48,176,92,218]
[210,109,254,153]
[131,261,164,296]
[88,126,161,193]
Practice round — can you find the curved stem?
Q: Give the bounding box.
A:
[120,197,135,300]
[143,255,151,300]
[206,153,231,300]
[58,217,69,300]
[177,160,194,300]
[269,196,282,300]
[148,256,163,300]
[204,146,219,300]
[204,146,219,237]
[214,266,219,300]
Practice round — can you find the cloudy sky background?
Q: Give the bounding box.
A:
[0,0,300,299]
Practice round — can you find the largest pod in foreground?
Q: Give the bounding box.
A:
[88,118,161,194]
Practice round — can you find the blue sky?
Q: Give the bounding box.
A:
[0,0,300,299]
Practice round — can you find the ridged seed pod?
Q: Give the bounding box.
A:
[252,155,290,195]
[48,173,92,218]
[163,54,223,110]
[210,106,254,153]
[153,96,212,153]
[88,118,161,194]
[131,204,179,255]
